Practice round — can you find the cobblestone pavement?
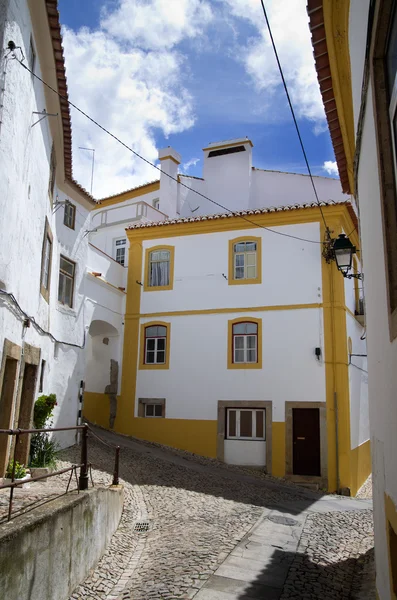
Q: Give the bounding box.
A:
[59,428,373,600]
[356,474,373,499]
[280,510,374,600]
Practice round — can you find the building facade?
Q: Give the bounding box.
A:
[308,0,397,596]
[84,138,370,496]
[0,0,95,468]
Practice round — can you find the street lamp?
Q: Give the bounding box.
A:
[332,234,362,279]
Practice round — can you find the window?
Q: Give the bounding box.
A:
[228,236,261,285]
[138,398,165,417]
[373,1,397,338]
[64,202,76,229]
[153,198,160,210]
[58,256,75,308]
[233,322,257,363]
[145,404,163,417]
[226,408,265,440]
[48,144,56,200]
[144,245,175,291]
[145,325,166,364]
[139,322,170,369]
[114,238,127,266]
[29,36,36,74]
[40,219,53,302]
[228,318,262,369]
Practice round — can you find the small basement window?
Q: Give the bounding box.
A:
[208,145,246,158]
[145,404,163,418]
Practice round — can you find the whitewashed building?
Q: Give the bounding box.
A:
[0,0,95,469]
[308,0,397,595]
[84,138,370,496]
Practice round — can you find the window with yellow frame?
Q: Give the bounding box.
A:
[144,245,175,291]
[227,317,262,369]
[228,236,262,285]
[139,321,171,369]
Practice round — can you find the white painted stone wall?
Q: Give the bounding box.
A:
[0,0,92,449]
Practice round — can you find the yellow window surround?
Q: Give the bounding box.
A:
[144,245,175,292]
[139,321,171,370]
[227,317,262,370]
[228,236,262,285]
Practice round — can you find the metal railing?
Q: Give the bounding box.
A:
[0,424,120,521]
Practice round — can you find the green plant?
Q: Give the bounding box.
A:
[29,393,59,468]
[33,394,57,429]
[6,460,27,479]
[29,434,59,469]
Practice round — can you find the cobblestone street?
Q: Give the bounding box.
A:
[48,426,373,600]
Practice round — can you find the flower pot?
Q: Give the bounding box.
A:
[2,474,31,489]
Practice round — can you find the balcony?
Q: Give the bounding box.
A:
[91,200,168,230]
[86,243,127,292]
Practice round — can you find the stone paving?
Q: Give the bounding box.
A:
[0,427,375,599]
[63,427,374,600]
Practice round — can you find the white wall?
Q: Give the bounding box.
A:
[347,313,369,449]
[140,222,323,315]
[136,308,326,422]
[0,0,91,449]
[349,0,371,135]
[356,75,397,598]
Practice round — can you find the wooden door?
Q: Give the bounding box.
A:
[292,408,321,476]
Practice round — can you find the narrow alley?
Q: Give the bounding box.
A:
[61,427,374,600]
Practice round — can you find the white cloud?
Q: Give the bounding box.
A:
[181,157,200,173]
[62,0,213,197]
[102,0,213,50]
[323,160,339,176]
[218,0,326,126]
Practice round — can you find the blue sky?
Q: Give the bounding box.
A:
[58,0,338,198]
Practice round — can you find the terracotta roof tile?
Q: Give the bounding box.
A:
[307,1,350,194]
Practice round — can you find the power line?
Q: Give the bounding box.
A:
[12,55,327,246]
[260,0,330,236]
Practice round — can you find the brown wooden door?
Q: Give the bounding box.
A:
[292,408,321,476]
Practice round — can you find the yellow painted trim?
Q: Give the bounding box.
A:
[203,140,253,151]
[272,422,286,477]
[126,204,352,242]
[350,439,371,496]
[385,493,397,600]
[323,0,355,194]
[228,236,262,286]
[227,317,262,370]
[159,155,180,165]
[143,245,175,292]
[139,321,171,370]
[321,219,352,492]
[94,181,160,209]
[126,303,323,320]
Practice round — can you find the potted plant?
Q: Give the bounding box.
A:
[3,460,31,488]
[29,394,59,480]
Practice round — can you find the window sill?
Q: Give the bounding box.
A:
[143,285,173,292]
[227,362,262,370]
[56,303,76,317]
[228,278,261,286]
[139,363,169,370]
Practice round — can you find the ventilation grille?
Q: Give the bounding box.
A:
[208,145,246,158]
[134,521,150,532]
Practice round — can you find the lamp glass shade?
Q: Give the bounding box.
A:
[333,234,356,272]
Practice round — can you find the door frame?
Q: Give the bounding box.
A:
[285,401,328,487]
[217,400,272,473]
[0,339,22,475]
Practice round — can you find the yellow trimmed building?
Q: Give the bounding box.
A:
[84,138,370,496]
[308,0,397,596]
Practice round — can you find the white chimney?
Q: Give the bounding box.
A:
[158,147,181,219]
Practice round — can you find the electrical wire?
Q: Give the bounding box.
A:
[0,289,85,348]
[259,0,330,236]
[12,55,329,246]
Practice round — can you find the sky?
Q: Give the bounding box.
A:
[58,0,339,199]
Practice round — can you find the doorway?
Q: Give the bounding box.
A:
[292,407,321,476]
[0,358,18,475]
[14,364,38,464]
